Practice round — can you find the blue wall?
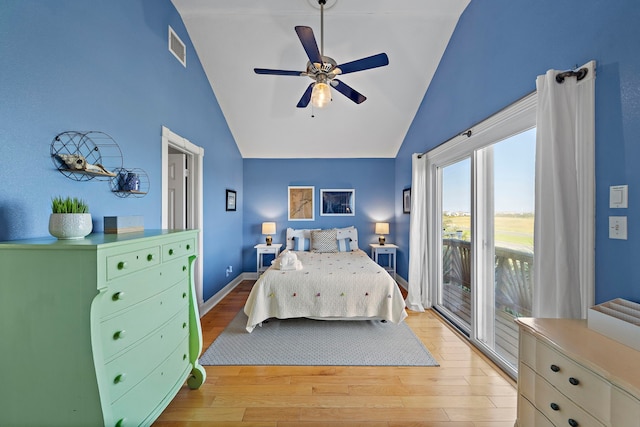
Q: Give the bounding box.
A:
[394,0,640,304]
[0,0,243,300]
[243,158,395,272]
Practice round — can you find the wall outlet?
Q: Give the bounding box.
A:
[225,265,233,277]
[609,216,628,240]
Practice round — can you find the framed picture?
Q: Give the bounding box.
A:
[321,189,355,216]
[226,189,237,211]
[403,188,411,214]
[288,186,314,221]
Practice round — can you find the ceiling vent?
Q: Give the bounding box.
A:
[168,26,186,67]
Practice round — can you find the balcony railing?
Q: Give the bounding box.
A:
[441,238,533,365]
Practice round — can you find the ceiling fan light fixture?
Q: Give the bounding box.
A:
[311,82,331,108]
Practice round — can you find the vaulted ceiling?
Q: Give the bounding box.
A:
[171,0,470,158]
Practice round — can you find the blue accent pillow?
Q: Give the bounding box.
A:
[337,237,352,252]
[293,236,310,251]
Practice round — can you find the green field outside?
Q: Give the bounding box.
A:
[443,214,534,252]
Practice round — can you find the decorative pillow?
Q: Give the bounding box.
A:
[336,226,359,250]
[310,229,338,253]
[337,237,352,252]
[292,236,310,251]
[286,228,319,250]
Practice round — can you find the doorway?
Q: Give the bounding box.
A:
[161,126,205,307]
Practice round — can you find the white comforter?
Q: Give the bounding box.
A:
[244,249,408,332]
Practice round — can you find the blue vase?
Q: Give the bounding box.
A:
[124,173,140,191]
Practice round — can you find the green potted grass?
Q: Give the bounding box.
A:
[49,196,92,239]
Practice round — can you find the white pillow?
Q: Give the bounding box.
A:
[286,228,319,250]
[335,226,358,250]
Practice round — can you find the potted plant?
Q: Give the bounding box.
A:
[49,196,93,239]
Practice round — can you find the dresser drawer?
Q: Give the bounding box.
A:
[106,245,161,281]
[375,247,395,254]
[536,340,610,423]
[162,237,196,262]
[110,335,190,427]
[518,363,535,402]
[105,309,189,403]
[535,373,605,427]
[100,280,189,361]
[98,260,191,318]
[517,395,554,427]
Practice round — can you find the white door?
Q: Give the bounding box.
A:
[168,153,187,230]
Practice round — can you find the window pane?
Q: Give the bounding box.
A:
[441,158,471,330]
[492,128,535,368]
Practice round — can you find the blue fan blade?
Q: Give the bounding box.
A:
[337,53,389,75]
[333,80,366,104]
[254,68,304,76]
[295,26,322,65]
[297,83,314,108]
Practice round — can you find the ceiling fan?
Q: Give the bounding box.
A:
[254,0,389,109]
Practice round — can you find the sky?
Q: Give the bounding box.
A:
[443,128,536,214]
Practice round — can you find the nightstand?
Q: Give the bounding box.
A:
[369,243,398,280]
[254,243,282,275]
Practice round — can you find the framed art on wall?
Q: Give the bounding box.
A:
[403,188,411,214]
[321,189,355,216]
[226,189,237,211]
[288,186,314,221]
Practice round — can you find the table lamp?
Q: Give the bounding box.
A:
[262,222,276,246]
[375,222,389,245]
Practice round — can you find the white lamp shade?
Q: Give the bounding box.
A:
[262,222,276,235]
[375,222,389,235]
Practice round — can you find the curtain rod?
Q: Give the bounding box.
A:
[417,67,588,159]
[417,89,536,159]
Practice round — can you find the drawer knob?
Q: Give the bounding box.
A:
[147,254,154,261]
[568,377,580,386]
[550,402,560,411]
[168,249,174,255]
[112,291,125,301]
[183,322,187,329]
[550,364,560,372]
[186,244,191,250]
[183,265,187,272]
[115,419,126,427]
[117,261,127,270]
[183,292,187,299]
[568,419,579,427]
[114,373,126,384]
[113,330,126,340]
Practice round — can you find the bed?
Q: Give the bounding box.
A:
[243,226,408,332]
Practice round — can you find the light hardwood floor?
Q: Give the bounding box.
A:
[154,281,517,427]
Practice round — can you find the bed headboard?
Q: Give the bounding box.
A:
[286,226,359,250]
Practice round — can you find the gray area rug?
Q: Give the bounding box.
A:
[200,311,439,366]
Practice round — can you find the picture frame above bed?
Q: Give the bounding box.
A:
[321,189,355,216]
[288,186,315,221]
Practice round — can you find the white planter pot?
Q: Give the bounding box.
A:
[49,213,93,240]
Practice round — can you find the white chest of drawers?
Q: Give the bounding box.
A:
[0,230,205,427]
[515,318,640,427]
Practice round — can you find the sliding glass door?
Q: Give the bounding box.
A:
[429,94,537,376]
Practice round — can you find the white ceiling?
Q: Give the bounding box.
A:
[171,0,470,158]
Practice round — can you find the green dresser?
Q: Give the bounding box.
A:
[0,230,206,427]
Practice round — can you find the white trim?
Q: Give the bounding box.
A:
[161,126,205,306]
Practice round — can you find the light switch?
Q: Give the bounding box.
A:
[610,185,628,208]
[609,216,627,240]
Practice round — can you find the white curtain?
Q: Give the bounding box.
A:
[406,153,429,311]
[533,60,596,319]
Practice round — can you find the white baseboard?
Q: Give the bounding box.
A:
[198,272,255,317]
[396,275,408,291]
